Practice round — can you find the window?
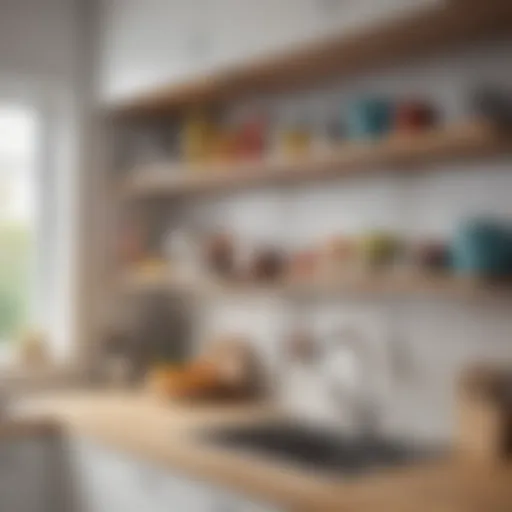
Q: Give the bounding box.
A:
[0,106,37,348]
[0,81,78,367]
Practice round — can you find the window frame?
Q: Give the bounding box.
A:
[0,74,78,368]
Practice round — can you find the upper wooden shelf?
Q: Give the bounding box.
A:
[121,121,512,199]
[109,0,512,117]
[121,270,512,302]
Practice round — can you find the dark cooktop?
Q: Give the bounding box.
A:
[202,422,446,477]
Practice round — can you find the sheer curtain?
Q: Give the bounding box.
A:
[0,105,38,360]
[0,81,77,366]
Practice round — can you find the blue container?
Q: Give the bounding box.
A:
[347,99,393,140]
[452,219,512,277]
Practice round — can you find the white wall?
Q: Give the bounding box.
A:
[0,0,79,82]
[97,0,512,441]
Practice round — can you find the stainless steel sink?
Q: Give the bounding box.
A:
[201,422,446,477]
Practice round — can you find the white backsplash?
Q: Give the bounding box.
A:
[180,40,512,442]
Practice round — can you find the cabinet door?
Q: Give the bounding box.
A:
[67,438,117,512]
[68,435,282,512]
[69,436,217,512]
[106,458,216,512]
[71,437,179,512]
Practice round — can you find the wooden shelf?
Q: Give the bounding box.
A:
[121,271,512,301]
[109,0,512,117]
[122,121,512,199]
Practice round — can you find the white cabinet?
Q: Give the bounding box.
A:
[69,436,217,512]
[69,438,132,512]
[0,435,59,512]
[100,0,212,98]
[99,0,441,100]
[68,436,281,512]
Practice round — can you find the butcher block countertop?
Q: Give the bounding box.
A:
[24,392,512,511]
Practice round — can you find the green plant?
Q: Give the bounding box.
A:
[0,223,32,341]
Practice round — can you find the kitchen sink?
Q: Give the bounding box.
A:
[201,422,446,477]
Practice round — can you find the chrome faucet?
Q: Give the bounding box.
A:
[326,326,413,438]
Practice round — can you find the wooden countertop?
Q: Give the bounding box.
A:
[25,392,512,511]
